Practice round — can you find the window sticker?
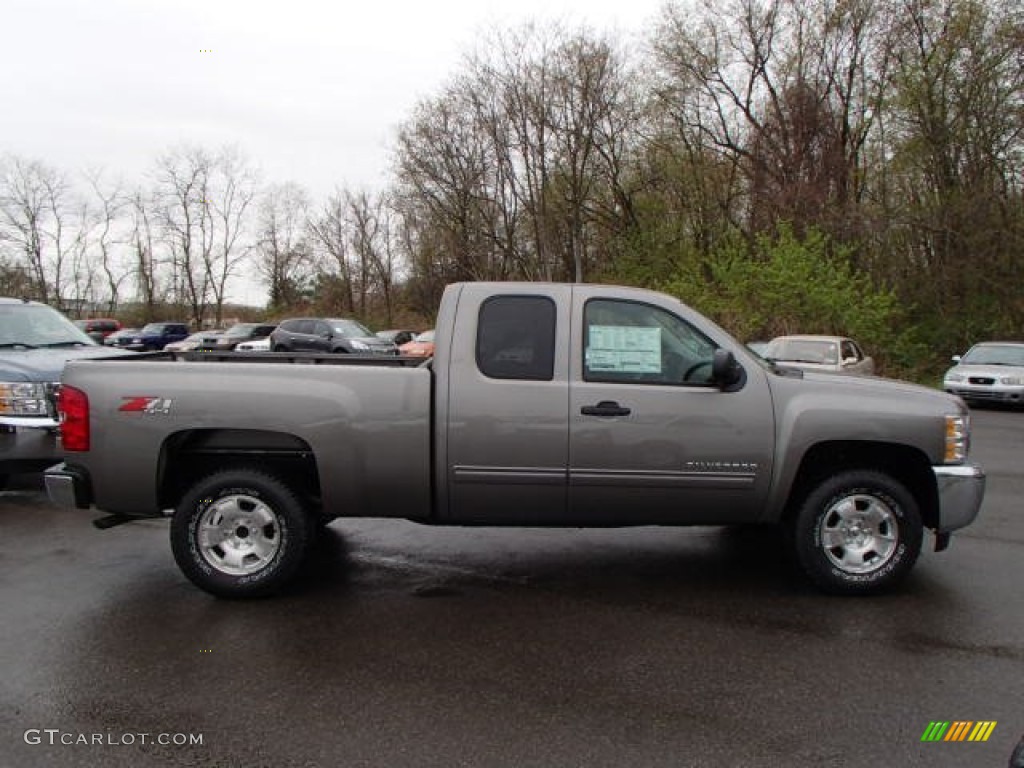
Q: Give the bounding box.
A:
[586,325,662,373]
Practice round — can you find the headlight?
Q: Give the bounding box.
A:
[1000,376,1024,385]
[944,373,964,383]
[0,382,49,416]
[350,340,369,350]
[944,413,969,464]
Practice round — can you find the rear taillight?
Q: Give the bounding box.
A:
[58,385,90,451]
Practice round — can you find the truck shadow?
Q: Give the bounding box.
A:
[291,522,806,602]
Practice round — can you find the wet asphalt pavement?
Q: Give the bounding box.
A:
[1,409,1022,768]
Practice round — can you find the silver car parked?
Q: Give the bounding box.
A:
[764,334,875,375]
[944,341,1024,407]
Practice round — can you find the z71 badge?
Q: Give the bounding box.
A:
[119,396,173,414]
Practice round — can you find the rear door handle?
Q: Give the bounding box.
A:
[580,400,631,417]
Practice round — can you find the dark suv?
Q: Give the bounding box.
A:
[127,322,190,351]
[269,318,398,354]
[198,322,277,351]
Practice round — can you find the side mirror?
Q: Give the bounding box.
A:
[952,355,962,363]
[712,349,742,389]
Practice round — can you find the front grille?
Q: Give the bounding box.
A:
[969,377,995,385]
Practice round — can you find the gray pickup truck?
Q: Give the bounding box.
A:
[45,282,985,598]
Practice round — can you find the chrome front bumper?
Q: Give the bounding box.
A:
[0,422,61,474]
[932,464,985,533]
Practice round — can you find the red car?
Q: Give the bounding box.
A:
[399,330,435,357]
[74,318,121,343]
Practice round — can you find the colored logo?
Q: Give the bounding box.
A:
[921,721,997,742]
[118,396,173,414]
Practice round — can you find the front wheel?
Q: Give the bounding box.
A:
[789,470,922,595]
[170,470,311,598]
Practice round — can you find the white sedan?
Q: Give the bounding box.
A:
[764,335,875,375]
[235,337,271,352]
[943,341,1024,407]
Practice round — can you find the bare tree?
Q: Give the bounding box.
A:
[153,146,209,323]
[308,190,357,314]
[254,181,312,310]
[128,187,162,318]
[394,22,640,293]
[84,170,131,315]
[152,145,258,326]
[651,0,890,237]
[883,0,1024,342]
[0,155,86,308]
[345,189,399,323]
[206,146,258,323]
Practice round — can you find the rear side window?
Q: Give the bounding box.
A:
[476,296,556,381]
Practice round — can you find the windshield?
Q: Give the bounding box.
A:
[961,344,1024,366]
[766,338,839,365]
[328,319,371,338]
[0,303,96,347]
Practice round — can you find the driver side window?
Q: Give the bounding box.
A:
[583,299,717,386]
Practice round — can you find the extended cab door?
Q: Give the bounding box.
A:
[442,284,572,524]
[568,287,775,524]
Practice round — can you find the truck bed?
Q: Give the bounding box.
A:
[58,353,434,521]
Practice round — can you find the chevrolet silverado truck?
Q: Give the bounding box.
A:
[44,282,985,598]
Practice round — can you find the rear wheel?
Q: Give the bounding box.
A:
[789,470,922,595]
[171,469,311,598]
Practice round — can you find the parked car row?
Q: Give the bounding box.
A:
[752,331,1024,410]
[79,316,434,356]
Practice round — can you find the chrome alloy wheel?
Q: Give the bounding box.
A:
[818,493,898,574]
[197,494,281,576]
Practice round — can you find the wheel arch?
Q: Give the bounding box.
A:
[158,428,323,517]
[780,441,939,530]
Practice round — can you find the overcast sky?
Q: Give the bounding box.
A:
[4,0,666,203]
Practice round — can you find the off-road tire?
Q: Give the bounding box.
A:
[171,469,311,598]
[790,470,923,595]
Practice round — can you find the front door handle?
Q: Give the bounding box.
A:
[580,400,631,417]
